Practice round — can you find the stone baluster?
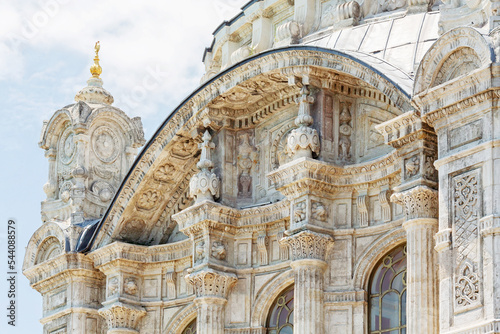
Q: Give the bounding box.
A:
[186,270,237,334]
[391,186,439,333]
[281,230,333,333]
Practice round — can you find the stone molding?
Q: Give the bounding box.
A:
[186,269,237,299]
[98,302,146,333]
[391,186,438,220]
[280,230,333,262]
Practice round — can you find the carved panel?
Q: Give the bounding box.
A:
[449,119,482,150]
[452,169,481,312]
[92,126,120,163]
[338,102,353,162]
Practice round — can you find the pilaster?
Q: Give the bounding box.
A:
[378,110,439,333]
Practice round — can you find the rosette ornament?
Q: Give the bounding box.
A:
[287,85,320,159]
[190,131,220,203]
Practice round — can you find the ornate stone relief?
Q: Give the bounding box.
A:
[338,102,353,162]
[91,180,114,202]
[195,241,206,264]
[379,189,392,222]
[280,230,334,262]
[452,169,481,311]
[237,133,258,197]
[108,277,119,296]
[404,155,420,179]
[276,232,290,261]
[391,186,438,220]
[257,235,269,265]
[423,155,438,181]
[287,85,320,159]
[59,127,76,165]
[211,241,226,261]
[311,201,327,222]
[153,163,176,183]
[186,270,237,299]
[124,278,138,295]
[165,272,177,299]
[357,194,369,227]
[92,126,119,163]
[118,219,145,243]
[189,131,220,203]
[294,201,307,223]
[98,304,146,332]
[136,189,162,211]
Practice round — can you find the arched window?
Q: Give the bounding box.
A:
[266,285,294,334]
[181,318,196,334]
[369,244,407,334]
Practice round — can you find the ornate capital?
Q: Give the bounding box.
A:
[287,85,320,159]
[391,186,438,220]
[98,303,146,333]
[280,230,333,262]
[190,131,220,203]
[186,269,237,299]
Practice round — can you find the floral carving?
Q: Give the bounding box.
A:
[405,155,420,179]
[136,190,161,211]
[311,201,327,221]
[452,170,481,311]
[153,163,176,183]
[294,201,307,223]
[124,278,138,295]
[455,261,480,309]
[211,241,226,261]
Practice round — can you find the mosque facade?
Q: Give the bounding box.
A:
[23,0,500,333]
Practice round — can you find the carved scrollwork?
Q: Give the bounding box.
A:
[455,260,480,309]
[404,155,420,179]
[124,278,138,295]
[211,241,226,261]
[294,201,307,223]
[108,277,119,296]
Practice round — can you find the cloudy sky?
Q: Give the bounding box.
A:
[0,1,246,332]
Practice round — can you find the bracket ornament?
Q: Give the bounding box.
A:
[189,131,220,203]
[287,85,320,159]
[280,230,333,262]
[186,270,237,299]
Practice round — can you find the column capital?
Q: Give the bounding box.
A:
[98,302,146,334]
[186,269,237,299]
[391,186,438,220]
[280,230,333,263]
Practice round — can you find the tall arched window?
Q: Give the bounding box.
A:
[181,318,196,334]
[266,285,294,334]
[369,244,407,334]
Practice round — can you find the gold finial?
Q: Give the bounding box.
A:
[90,41,102,78]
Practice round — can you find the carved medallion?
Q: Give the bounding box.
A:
[59,128,75,165]
[153,163,176,183]
[136,189,162,211]
[92,126,119,163]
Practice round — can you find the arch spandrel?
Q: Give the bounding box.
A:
[413,27,493,96]
[88,46,413,251]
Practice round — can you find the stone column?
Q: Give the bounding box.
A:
[392,186,439,333]
[281,230,333,334]
[187,270,237,334]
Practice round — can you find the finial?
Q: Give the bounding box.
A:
[189,130,220,203]
[90,41,102,78]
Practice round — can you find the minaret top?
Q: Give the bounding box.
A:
[75,41,114,105]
